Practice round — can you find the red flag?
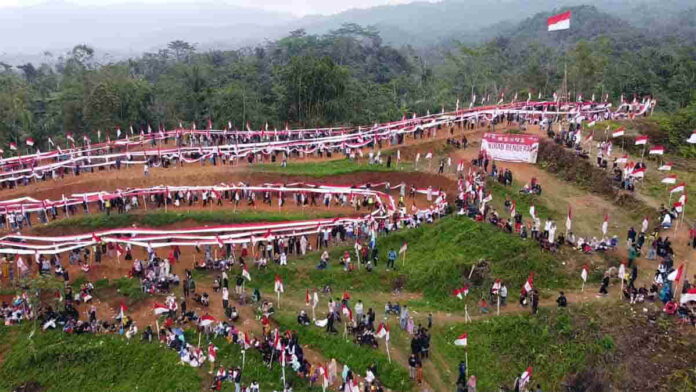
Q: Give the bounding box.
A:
[547,11,571,31]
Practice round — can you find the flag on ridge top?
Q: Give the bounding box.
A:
[670,182,686,194]
[649,146,665,155]
[661,175,677,185]
[635,135,649,145]
[454,333,468,347]
[611,127,626,137]
[547,11,571,31]
[658,162,672,171]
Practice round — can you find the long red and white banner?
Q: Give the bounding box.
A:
[0,101,623,185]
[0,183,446,255]
[480,133,540,163]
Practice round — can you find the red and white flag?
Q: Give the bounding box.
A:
[648,146,665,155]
[375,323,390,340]
[631,167,646,178]
[635,135,649,145]
[274,275,284,293]
[492,279,502,294]
[26,138,35,147]
[680,288,696,304]
[305,289,311,306]
[153,303,169,315]
[601,214,609,236]
[66,133,75,143]
[658,162,672,171]
[200,314,216,327]
[454,333,468,347]
[529,204,536,219]
[615,155,628,164]
[118,302,128,319]
[519,367,533,389]
[668,264,684,283]
[215,235,224,248]
[565,206,572,232]
[661,175,677,185]
[9,142,17,151]
[612,126,626,139]
[522,273,534,293]
[242,265,251,281]
[453,285,469,300]
[399,242,408,254]
[670,182,686,194]
[547,11,571,31]
[581,265,589,282]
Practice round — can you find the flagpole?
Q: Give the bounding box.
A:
[385,339,392,363]
[465,349,469,379]
[402,249,406,267]
[496,293,500,316]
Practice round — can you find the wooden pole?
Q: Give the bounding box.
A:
[385,339,392,363]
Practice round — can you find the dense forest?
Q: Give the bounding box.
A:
[0,5,695,152]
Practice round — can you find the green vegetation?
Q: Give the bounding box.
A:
[246,215,571,311]
[2,6,695,155]
[34,209,345,233]
[431,305,614,391]
[254,160,401,177]
[275,314,411,390]
[0,326,201,392]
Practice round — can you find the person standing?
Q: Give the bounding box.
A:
[222,287,229,310]
[531,289,539,314]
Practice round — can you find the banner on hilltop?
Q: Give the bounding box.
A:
[481,133,540,163]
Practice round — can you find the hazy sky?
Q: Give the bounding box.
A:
[0,0,429,16]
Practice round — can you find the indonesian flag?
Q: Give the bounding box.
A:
[341,304,353,321]
[631,167,646,178]
[453,285,469,299]
[635,135,649,145]
[581,265,589,282]
[26,138,35,147]
[274,275,284,293]
[491,279,502,294]
[529,204,536,219]
[375,323,390,340]
[670,182,686,194]
[66,133,75,143]
[242,265,251,281]
[115,244,124,257]
[658,162,672,171]
[661,175,677,184]
[587,120,596,128]
[118,302,128,319]
[305,289,311,306]
[510,200,517,219]
[618,263,627,280]
[615,155,628,164]
[454,333,468,347]
[319,366,329,389]
[92,233,102,243]
[680,288,696,304]
[9,142,17,151]
[611,127,625,138]
[200,314,216,327]
[519,367,533,389]
[601,214,609,236]
[648,146,665,155]
[522,273,534,293]
[425,152,433,159]
[153,303,169,315]
[548,11,571,31]
[565,206,572,232]
[668,264,684,283]
[208,344,217,362]
[215,235,224,248]
[399,242,408,254]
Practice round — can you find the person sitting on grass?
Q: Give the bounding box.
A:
[297,310,311,326]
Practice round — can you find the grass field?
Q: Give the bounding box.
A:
[431,304,615,391]
[253,159,404,177]
[33,209,345,233]
[0,326,201,392]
